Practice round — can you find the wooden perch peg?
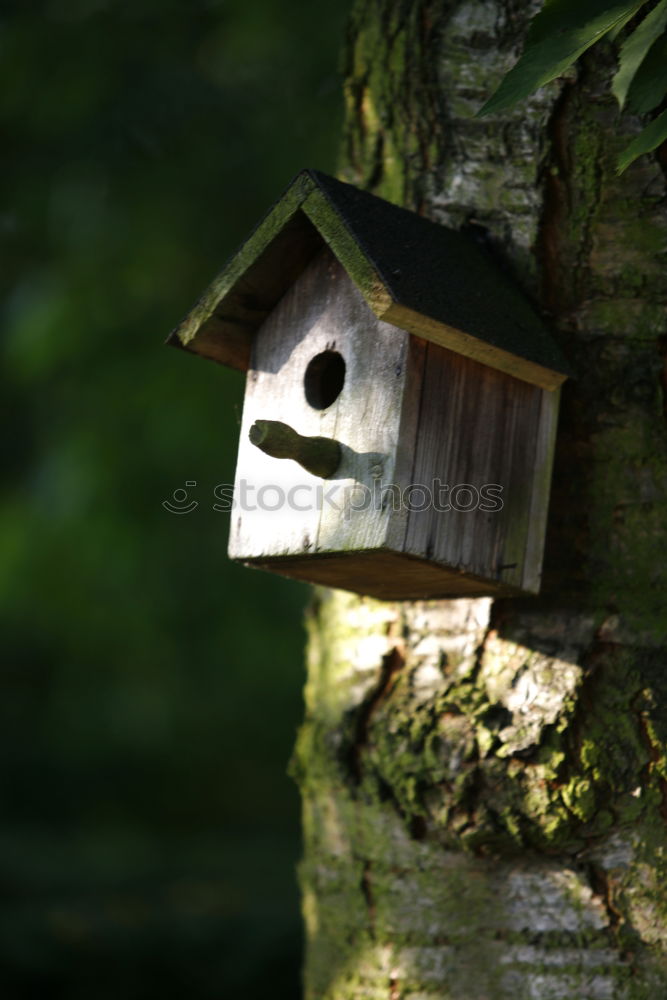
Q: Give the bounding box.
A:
[249,419,342,479]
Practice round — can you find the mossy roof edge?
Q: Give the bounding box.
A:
[168,168,570,380]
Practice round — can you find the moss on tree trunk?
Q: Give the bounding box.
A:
[292,1,667,996]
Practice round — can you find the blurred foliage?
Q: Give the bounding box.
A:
[1,0,349,995]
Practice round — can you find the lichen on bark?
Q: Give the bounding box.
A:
[295,1,667,996]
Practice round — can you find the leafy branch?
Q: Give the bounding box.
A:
[477,0,667,173]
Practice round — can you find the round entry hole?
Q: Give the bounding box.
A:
[304,350,346,410]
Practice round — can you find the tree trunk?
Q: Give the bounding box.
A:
[292,1,667,996]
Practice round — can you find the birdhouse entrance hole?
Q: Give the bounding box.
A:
[304,350,346,410]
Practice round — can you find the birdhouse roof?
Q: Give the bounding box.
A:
[169,169,569,390]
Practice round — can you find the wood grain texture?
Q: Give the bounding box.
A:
[403,342,546,594]
[517,386,561,593]
[381,303,566,390]
[229,246,558,598]
[228,248,337,561]
[228,246,414,563]
[245,550,523,600]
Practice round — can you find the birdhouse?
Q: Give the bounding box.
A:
[168,170,569,600]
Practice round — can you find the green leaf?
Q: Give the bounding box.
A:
[624,33,667,113]
[617,106,667,171]
[612,0,667,110]
[523,0,640,45]
[607,8,647,44]
[477,0,648,117]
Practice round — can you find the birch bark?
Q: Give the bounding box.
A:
[293,2,667,996]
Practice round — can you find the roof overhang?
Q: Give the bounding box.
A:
[168,170,570,391]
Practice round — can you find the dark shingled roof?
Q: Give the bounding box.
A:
[170,169,570,388]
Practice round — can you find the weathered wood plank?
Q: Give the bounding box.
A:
[229,245,558,598]
[229,247,416,562]
[519,386,561,593]
[382,302,566,391]
[402,343,545,594]
[313,264,416,556]
[228,248,341,561]
[245,550,522,600]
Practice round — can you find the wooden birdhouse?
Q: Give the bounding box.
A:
[169,169,569,600]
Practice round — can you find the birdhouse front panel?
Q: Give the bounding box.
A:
[169,168,569,599]
[229,246,420,572]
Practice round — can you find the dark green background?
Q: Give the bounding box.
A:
[1,1,348,995]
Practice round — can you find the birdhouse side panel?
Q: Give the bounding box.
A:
[403,342,548,593]
[518,385,561,593]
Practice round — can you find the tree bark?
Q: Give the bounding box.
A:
[292,1,667,996]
